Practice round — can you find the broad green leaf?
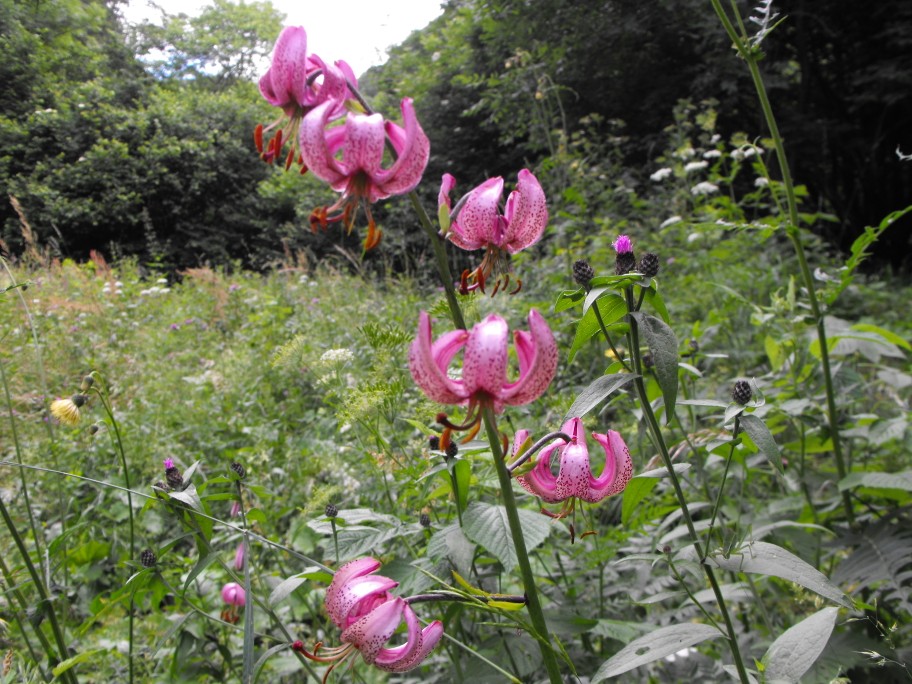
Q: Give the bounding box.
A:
[569,295,627,362]
[629,312,678,422]
[838,470,912,493]
[169,484,203,512]
[642,286,670,323]
[184,551,220,592]
[564,373,638,421]
[763,607,839,683]
[453,459,471,513]
[554,288,585,312]
[851,323,912,351]
[583,286,612,315]
[427,524,475,578]
[462,502,552,571]
[622,476,659,524]
[739,414,783,476]
[704,541,852,607]
[591,623,721,681]
[589,619,651,643]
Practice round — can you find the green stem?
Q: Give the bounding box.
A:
[0,494,77,684]
[707,0,854,525]
[706,414,741,546]
[93,380,135,684]
[624,288,750,684]
[480,405,563,684]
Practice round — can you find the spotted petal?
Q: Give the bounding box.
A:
[447,176,504,251]
[500,309,558,406]
[408,312,469,405]
[502,169,548,254]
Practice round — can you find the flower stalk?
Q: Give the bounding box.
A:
[480,405,563,684]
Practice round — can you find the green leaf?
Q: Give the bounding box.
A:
[621,477,659,525]
[583,286,611,315]
[184,551,220,592]
[629,312,678,422]
[851,323,912,351]
[401,418,438,436]
[268,575,310,606]
[763,607,839,683]
[838,471,912,493]
[569,294,627,362]
[704,541,852,607]
[554,288,585,313]
[563,373,638,421]
[641,286,670,323]
[453,459,471,514]
[591,623,721,681]
[739,414,782,476]
[246,508,267,525]
[53,648,107,677]
[169,484,203,511]
[427,524,476,578]
[462,502,552,571]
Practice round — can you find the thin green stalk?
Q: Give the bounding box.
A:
[0,494,77,684]
[237,482,255,684]
[0,552,43,667]
[92,379,135,684]
[480,405,563,684]
[623,287,750,684]
[707,0,854,524]
[706,415,741,546]
[0,352,42,554]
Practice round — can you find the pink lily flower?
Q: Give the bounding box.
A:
[515,418,633,515]
[303,557,443,676]
[255,26,358,170]
[233,542,245,571]
[221,582,246,606]
[438,170,548,293]
[408,309,558,417]
[299,97,430,251]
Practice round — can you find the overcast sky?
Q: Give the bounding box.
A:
[123,0,445,72]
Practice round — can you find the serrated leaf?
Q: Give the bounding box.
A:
[591,623,721,681]
[569,295,628,362]
[763,607,839,683]
[462,502,551,571]
[704,541,852,607]
[739,414,782,476]
[629,312,678,422]
[427,523,476,578]
[564,373,638,421]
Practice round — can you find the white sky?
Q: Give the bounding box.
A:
[122,0,445,72]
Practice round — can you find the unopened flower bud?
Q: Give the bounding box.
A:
[428,435,440,450]
[662,545,672,555]
[80,375,95,391]
[419,513,431,528]
[615,252,636,275]
[292,640,305,653]
[325,503,338,518]
[230,462,246,479]
[164,459,183,490]
[89,424,100,435]
[445,442,459,459]
[638,252,660,278]
[732,380,752,405]
[140,549,157,568]
[573,260,595,288]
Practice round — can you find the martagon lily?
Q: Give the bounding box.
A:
[255,26,357,169]
[299,97,430,250]
[302,557,443,679]
[410,308,557,420]
[438,169,548,293]
[514,417,633,518]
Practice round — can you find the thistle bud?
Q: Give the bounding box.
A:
[445,442,459,459]
[428,435,440,450]
[80,375,95,391]
[419,513,431,528]
[164,459,183,490]
[230,462,246,479]
[572,260,595,288]
[140,549,157,568]
[732,380,752,405]
[89,424,100,435]
[638,252,660,278]
[613,235,636,275]
[325,503,338,518]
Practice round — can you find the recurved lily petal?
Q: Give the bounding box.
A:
[501,169,548,253]
[258,26,310,110]
[328,574,399,630]
[501,309,558,407]
[589,429,634,500]
[448,177,505,251]
[372,98,431,199]
[342,597,416,666]
[380,616,444,672]
[408,312,469,406]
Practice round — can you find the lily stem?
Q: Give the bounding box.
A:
[481,405,563,684]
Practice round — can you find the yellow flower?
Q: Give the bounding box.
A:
[50,394,86,426]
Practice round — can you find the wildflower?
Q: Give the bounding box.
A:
[50,394,87,426]
[703,150,722,159]
[691,182,719,196]
[659,215,682,229]
[439,169,548,293]
[684,160,708,173]
[303,557,443,676]
[300,98,430,251]
[515,418,633,517]
[255,26,357,169]
[649,167,673,182]
[754,176,769,187]
[233,543,245,571]
[408,310,558,418]
[221,581,246,624]
[319,348,355,366]
[613,234,636,275]
[164,458,184,490]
